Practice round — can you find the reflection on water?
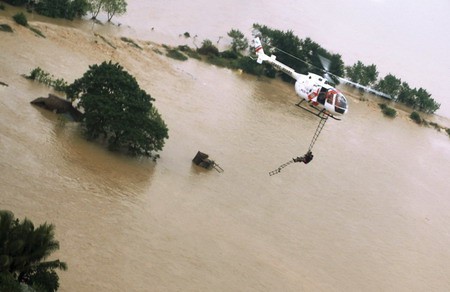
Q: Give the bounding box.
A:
[1,7,450,292]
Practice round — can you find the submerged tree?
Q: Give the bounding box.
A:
[227,29,248,53]
[104,0,127,22]
[345,61,379,86]
[35,0,90,19]
[0,210,67,292]
[88,0,105,19]
[375,75,439,113]
[65,61,169,157]
[2,0,28,6]
[374,73,402,97]
[197,39,219,56]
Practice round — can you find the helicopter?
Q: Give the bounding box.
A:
[252,35,349,120]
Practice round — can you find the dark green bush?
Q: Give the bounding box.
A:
[205,55,229,67]
[220,50,239,59]
[35,0,89,20]
[121,37,142,49]
[177,45,190,51]
[410,111,422,124]
[152,48,163,55]
[178,46,201,60]
[2,0,27,6]
[26,67,68,91]
[263,63,277,78]
[0,24,13,32]
[29,26,46,38]
[0,4,5,10]
[13,12,28,26]
[237,56,264,76]
[378,103,396,117]
[35,0,67,18]
[197,39,219,56]
[183,32,190,38]
[0,273,22,292]
[95,33,116,49]
[166,49,188,61]
[67,0,90,19]
[382,107,397,118]
[446,128,450,137]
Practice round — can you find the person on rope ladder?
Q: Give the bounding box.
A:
[293,151,314,164]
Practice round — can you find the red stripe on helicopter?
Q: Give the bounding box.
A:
[255,46,263,52]
[308,92,317,100]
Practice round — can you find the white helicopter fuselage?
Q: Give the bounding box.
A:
[253,37,349,117]
[294,73,348,116]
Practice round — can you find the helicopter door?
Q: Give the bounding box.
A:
[326,91,335,105]
[317,87,327,104]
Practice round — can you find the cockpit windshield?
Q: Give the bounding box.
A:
[335,94,347,109]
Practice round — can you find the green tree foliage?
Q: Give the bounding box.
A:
[378,103,396,118]
[410,111,422,124]
[2,0,28,6]
[27,67,68,92]
[88,0,105,18]
[65,61,169,157]
[345,61,379,86]
[0,210,67,291]
[374,73,402,97]
[414,87,440,114]
[35,0,90,20]
[227,29,248,53]
[13,12,28,26]
[166,49,188,61]
[197,39,219,56]
[397,81,414,104]
[104,0,127,22]
[397,82,440,114]
[237,56,264,76]
[0,273,22,292]
[68,0,91,19]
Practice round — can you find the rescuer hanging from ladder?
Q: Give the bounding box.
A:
[268,113,328,176]
[293,150,314,164]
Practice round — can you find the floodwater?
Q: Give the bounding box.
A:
[1,2,450,291]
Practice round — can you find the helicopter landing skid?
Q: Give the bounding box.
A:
[295,100,341,121]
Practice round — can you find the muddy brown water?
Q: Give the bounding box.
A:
[1,4,450,291]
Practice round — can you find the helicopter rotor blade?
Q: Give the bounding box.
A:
[318,54,335,83]
[323,72,334,84]
[318,55,331,72]
[335,76,394,99]
[252,28,262,37]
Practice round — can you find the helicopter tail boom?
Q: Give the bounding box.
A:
[253,37,300,80]
[253,37,267,64]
